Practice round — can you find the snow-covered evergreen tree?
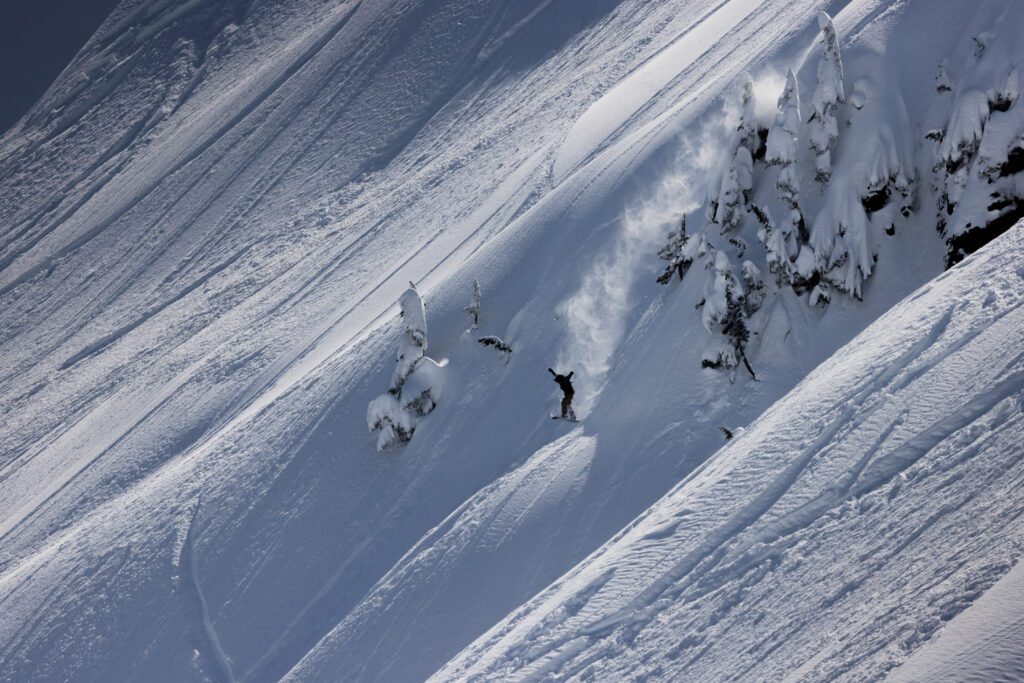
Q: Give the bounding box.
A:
[766,70,801,195]
[741,260,765,314]
[368,284,443,451]
[720,288,757,380]
[701,251,734,334]
[700,251,756,379]
[936,59,952,93]
[992,67,1019,112]
[367,394,416,452]
[809,190,876,299]
[707,77,757,232]
[464,279,481,328]
[713,148,753,232]
[737,76,762,159]
[656,215,692,284]
[763,68,804,279]
[478,335,512,363]
[392,284,427,394]
[808,12,845,183]
[400,357,445,417]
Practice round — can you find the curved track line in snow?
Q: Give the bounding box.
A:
[180,503,237,683]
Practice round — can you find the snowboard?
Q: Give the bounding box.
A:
[551,414,579,423]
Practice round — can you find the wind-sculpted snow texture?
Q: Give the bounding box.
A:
[0,0,1021,681]
[438,226,1024,682]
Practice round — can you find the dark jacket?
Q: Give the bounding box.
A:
[548,368,574,396]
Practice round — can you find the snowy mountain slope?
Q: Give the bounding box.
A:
[0,1,837,679]
[436,225,1024,682]
[282,2,1022,679]
[0,0,1021,681]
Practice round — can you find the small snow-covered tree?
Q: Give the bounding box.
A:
[713,147,754,231]
[400,357,445,417]
[368,284,443,451]
[656,215,692,284]
[464,279,481,328]
[367,394,415,451]
[763,69,805,279]
[808,12,845,183]
[992,67,1019,112]
[737,75,763,159]
[392,284,427,394]
[939,90,989,174]
[707,77,758,232]
[936,59,952,93]
[766,70,802,196]
[478,335,512,364]
[701,251,735,333]
[700,251,757,379]
[809,188,877,299]
[720,289,757,380]
[741,260,765,314]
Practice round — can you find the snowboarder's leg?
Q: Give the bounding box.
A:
[561,395,570,417]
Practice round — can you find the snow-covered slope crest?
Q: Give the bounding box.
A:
[437,225,1024,682]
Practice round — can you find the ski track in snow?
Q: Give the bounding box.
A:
[180,502,237,683]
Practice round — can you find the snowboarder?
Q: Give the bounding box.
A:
[548,368,576,420]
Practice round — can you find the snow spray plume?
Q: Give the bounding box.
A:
[750,68,788,128]
[556,130,721,414]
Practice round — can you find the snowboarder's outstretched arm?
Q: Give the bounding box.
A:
[548,368,556,377]
[567,371,574,379]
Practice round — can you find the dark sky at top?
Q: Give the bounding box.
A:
[0,0,122,135]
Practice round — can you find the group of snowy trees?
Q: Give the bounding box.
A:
[929,33,1023,265]
[762,11,847,299]
[656,9,1024,380]
[655,12,868,378]
[367,279,510,451]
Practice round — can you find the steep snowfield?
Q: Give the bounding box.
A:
[0,0,1021,680]
[437,226,1024,681]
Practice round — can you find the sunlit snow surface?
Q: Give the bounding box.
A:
[0,0,1021,680]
